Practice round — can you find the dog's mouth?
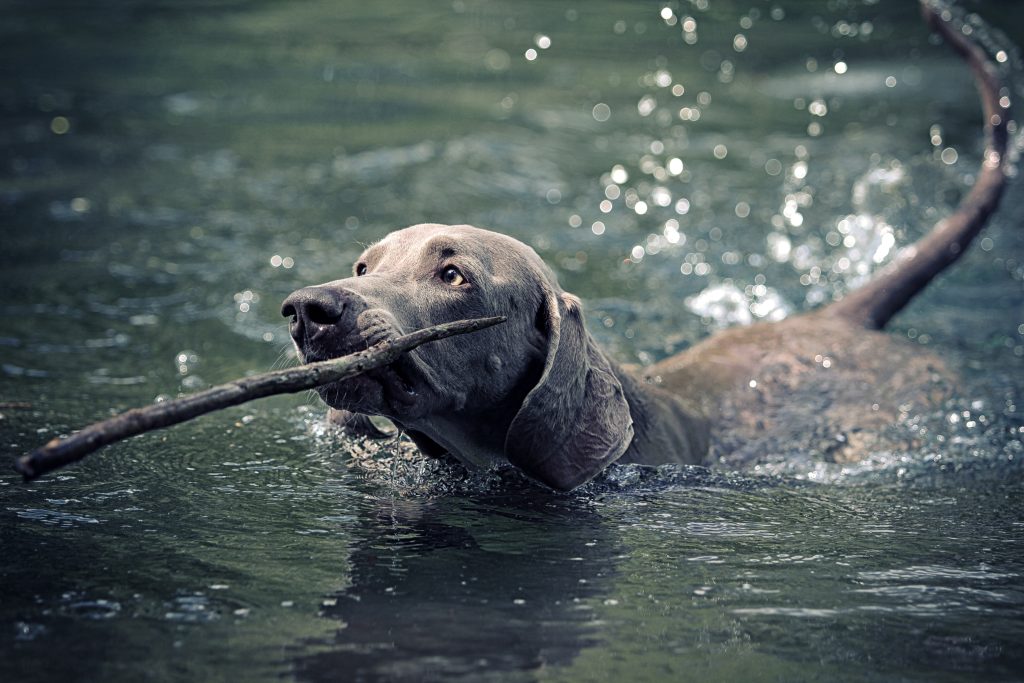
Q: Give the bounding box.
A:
[368,360,420,404]
[299,336,428,417]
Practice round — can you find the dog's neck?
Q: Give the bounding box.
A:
[611,365,710,467]
[406,393,526,471]
[407,357,709,477]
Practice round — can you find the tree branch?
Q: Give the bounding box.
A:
[13,316,506,481]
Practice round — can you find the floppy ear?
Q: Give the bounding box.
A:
[504,289,634,491]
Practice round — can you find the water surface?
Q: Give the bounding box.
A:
[1,1,1023,681]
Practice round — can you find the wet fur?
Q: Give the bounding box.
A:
[283,223,950,491]
[282,2,1009,491]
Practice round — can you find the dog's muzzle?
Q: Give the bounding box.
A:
[281,285,366,360]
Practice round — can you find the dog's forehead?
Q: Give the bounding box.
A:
[370,223,542,271]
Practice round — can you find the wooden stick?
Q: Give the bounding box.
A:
[13,316,506,481]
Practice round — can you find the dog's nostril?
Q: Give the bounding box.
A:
[306,302,342,326]
[281,287,346,329]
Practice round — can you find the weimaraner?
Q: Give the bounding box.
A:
[281,7,1009,490]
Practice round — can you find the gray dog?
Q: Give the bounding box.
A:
[281,9,1009,491]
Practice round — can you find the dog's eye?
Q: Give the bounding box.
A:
[441,266,465,286]
[355,263,367,276]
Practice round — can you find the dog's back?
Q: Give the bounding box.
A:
[647,314,951,465]
[646,0,1012,465]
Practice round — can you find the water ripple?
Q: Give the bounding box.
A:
[11,507,101,527]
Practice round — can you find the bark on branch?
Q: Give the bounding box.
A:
[13,316,506,481]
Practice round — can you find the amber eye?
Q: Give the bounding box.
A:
[355,263,367,276]
[441,266,465,286]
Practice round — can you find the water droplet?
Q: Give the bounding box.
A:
[50,116,70,135]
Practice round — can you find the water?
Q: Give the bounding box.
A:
[2,0,1023,680]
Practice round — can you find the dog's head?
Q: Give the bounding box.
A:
[281,223,633,490]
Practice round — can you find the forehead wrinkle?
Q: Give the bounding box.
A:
[419,235,490,268]
[422,235,459,257]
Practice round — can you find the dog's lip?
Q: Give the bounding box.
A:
[377,364,419,405]
[298,333,388,365]
[306,353,422,410]
[299,325,428,410]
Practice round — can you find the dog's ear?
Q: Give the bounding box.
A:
[504,289,633,491]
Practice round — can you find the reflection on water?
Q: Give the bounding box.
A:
[296,494,618,680]
[1,0,1023,681]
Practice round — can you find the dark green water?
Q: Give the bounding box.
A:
[2,1,1023,680]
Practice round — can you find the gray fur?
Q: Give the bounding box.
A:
[280,7,1006,491]
[279,220,968,491]
[281,223,705,490]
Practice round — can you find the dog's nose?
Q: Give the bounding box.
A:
[281,286,346,343]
